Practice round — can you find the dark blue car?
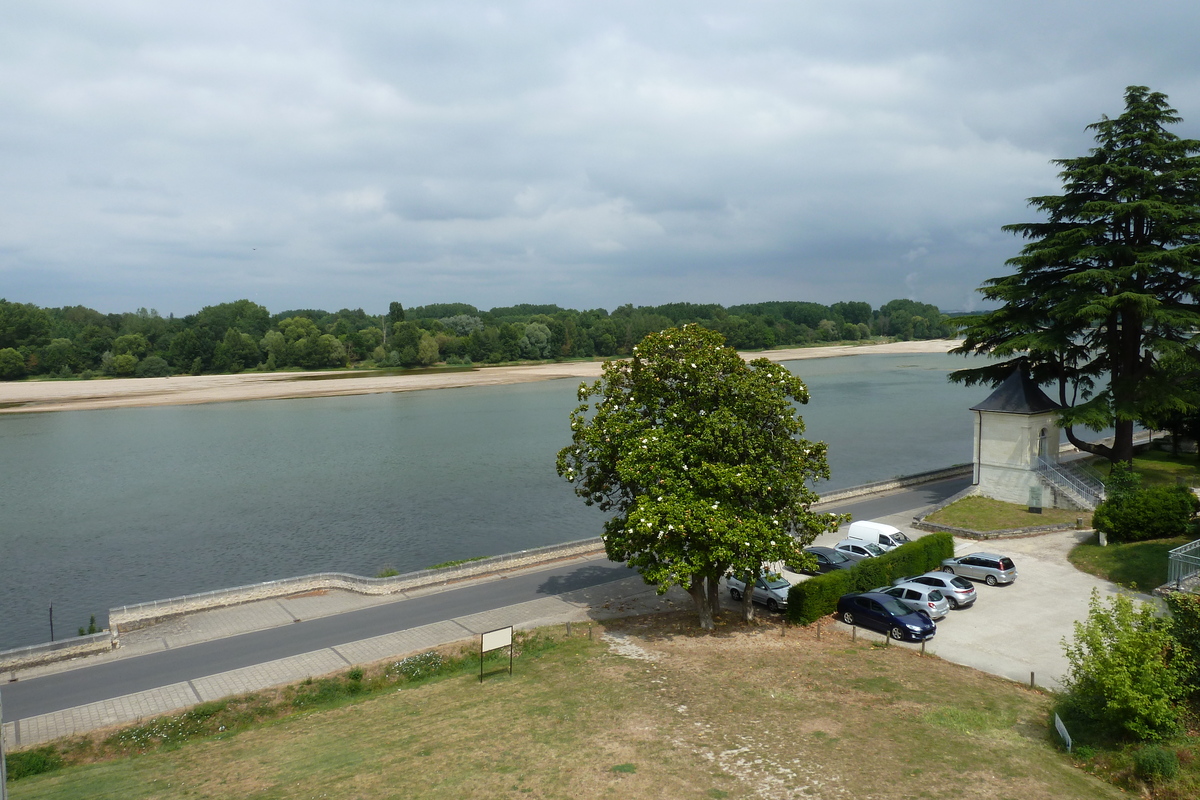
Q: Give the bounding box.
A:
[835,591,937,642]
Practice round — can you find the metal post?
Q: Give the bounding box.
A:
[49,603,54,642]
[817,619,821,640]
[1030,671,1035,689]
[1,687,8,800]
[920,640,926,657]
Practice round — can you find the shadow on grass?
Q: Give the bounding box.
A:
[1068,536,1191,591]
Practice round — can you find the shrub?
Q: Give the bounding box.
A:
[5,746,64,780]
[787,532,954,624]
[1062,589,1187,740]
[1164,591,1200,690]
[1092,484,1199,542]
[1133,745,1180,781]
[135,356,173,378]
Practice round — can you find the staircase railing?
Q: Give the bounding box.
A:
[1036,457,1106,509]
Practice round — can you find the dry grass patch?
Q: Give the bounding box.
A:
[10,614,1122,800]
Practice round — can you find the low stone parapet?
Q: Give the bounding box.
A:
[108,537,606,635]
[814,463,973,506]
[0,631,116,672]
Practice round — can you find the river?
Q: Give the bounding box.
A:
[0,352,983,649]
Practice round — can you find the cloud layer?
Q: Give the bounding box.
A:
[4,1,1199,315]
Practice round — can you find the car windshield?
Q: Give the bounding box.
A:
[879,597,911,617]
[951,577,973,590]
[827,550,851,563]
[765,578,790,590]
[894,532,911,544]
[864,542,885,556]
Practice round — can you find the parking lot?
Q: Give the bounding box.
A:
[759,517,1144,691]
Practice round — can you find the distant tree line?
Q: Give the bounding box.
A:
[0,297,953,380]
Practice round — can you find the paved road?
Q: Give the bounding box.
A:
[1,478,969,744]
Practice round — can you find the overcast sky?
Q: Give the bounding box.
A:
[3,1,1199,318]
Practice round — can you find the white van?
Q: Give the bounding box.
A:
[846,520,911,551]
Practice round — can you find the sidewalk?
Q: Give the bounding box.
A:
[3,556,691,749]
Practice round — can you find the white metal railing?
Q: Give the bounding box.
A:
[1036,457,1106,509]
[1168,539,1200,590]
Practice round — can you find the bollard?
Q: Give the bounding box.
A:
[588,624,593,641]
[920,640,926,657]
[852,625,857,642]
[1030,671,1035,689]
[781,621,786,638]
[566,621,572,637]
[817,619,821,640]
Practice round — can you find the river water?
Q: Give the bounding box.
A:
[0,352,984,649]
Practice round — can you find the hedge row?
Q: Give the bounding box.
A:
[786,532,955,624]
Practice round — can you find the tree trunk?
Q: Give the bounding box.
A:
[741,579,756,622]
[687,575,715,630]
[707,571,721,620]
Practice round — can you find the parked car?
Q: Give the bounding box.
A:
[872,582,951,620]
[789,546,854,575]
[940,552,1018,586]
[833,539,886,563]
[727,573,791,612]
[836,591,937,642]
[893,572,977,609]
[846,520,912,551]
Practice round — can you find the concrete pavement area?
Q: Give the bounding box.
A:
[1,491,1145,750]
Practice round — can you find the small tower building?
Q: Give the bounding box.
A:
[970,368,1065,508]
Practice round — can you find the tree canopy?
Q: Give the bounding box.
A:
[951,86,1200,463]
[556,324,842,629]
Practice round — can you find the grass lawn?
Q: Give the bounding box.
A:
[7,617,1124,800]
[1067,535,1191,592]
[1114,449,1200,488]
[925,495,1088,532]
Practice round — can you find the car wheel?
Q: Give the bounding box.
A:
[889,626,904,641]
[767,598,779,613]
[841,610,854,625]
[730,588,741,601]
[985,575,998,587]
[947,597,959,610]
[941,566,955,574]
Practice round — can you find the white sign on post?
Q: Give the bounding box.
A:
[1054,713,1072,753]
[480,626,514,683]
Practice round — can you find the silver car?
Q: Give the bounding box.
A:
[893,571,977,609]
[940,552,1018,586]
[872,582,951,620]
[833,539,885,563]
[727,574,791,612]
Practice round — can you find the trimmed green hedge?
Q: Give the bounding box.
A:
[786,532,955,624]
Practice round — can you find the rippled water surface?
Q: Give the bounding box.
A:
[0,352,983,648]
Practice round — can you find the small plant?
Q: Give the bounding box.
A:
[78,614,99,636]
[1133,745,1179,781]
[387,651,446,681]
[610,763,637,774]
[347,667,364,683]
[375,566,400,578]
[5,745,65,780]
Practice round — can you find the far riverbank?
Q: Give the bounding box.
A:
[0,339,958,414]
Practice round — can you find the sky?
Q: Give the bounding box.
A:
[3,1,1200,318]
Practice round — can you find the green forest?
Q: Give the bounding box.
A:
[0,297,954,380]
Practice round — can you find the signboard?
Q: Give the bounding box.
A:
[480,626,514,683]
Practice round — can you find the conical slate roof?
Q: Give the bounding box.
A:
[969,368,1061,414]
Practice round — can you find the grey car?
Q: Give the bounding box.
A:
[727,574,791,612]
[872,582,951,620]
[941,552,1018,586]
[893,571,977,609]
[833,539,885,563]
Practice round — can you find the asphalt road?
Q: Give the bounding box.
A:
[2,478,969,724]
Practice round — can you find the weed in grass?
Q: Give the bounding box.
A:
[610,763,637,773]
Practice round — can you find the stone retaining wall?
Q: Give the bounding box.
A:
[108,537,606,635]
[813,463,973,506]
[0,632,116,673]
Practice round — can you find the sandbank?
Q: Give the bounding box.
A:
[0,339,958,414]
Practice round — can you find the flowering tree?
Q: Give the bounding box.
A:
[556,324,842,629]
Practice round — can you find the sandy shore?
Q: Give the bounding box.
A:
[0,339,958,414]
